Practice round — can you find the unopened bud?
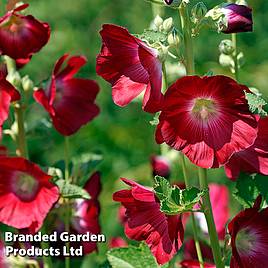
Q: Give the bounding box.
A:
[154,15,163,29]
[236,0,248,6]
[162,0,182,7]
[163,17,173,32]
[219,53,234,68]
[6,71,21,88]
[168,33,180,47]
[192,2,207,23]
[219,39,234,55]
[21,75,34,92]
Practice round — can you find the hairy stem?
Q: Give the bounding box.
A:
[232,33,239,81]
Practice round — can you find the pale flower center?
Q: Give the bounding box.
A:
[12,172,39,202]
[236,228,256,255]
[191,98,217,120]
[0,15,24,33]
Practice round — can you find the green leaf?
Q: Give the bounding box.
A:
[53,179,90,200]
[154,176,205,215]
[255,174,268,203]
[138,29,168,45]
[233,173,260,208]
[71,152,103,187]
[245,92,267,116]
[107,243,166,268]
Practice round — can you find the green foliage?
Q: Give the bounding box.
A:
[233,173,268,208]
[245,92,267,116]
[139,29,168,45]
[107,243,167,268]
[53,178,91,199]
[154,176,205,215]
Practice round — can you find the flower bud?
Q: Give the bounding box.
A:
[220,3,253,33]
[168,33,180,47]
[191,2,207,23]
[236,0,248,6]
[163,17,173,32]
[163,0,182,7]
[6,71,21,88]
[158,45,169,62]
[154,15,163,29]
[219,39,234,55]
[219,53,234,68]
[151,155,171,179]
[21,75,34,92]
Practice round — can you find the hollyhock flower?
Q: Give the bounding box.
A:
[0,4,50,61]
[96,24,163,113]
[118,205,127,226]
[163,0,181,7]
[109,237,128,249]
[0,78,20,139]
[71,172,101,254]
[228,196,268,268]
[156,75,259,168]
[151,155,171,179]
[180,260,216,268]
[184,239,214,263]
[34,54,100,136]
[221,4,253,34]
[225,117,268,180]
[113,178,184,265]
[195,183,229,240]
[0,157,59,233]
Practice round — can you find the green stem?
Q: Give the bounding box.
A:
[64,136,71,268]
[40,228,53,268]
[151,1,164,16]
[232,33,239,81]
[198,168,224,268]
[181,155,204,268]
[162,61,169,92]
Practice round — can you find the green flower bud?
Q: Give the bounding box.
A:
[219,39,234,55]
[167,33,180,47]
[219,53,234,68]
[6,71,21,88]
[163,18,173,32]
[21,75,34,92]
[191,2,207,23]
[154,15,163,29]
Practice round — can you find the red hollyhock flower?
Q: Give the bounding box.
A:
[113,178,184,265]
[195,183,229,240]
[151,155,171,179]
[228,196,268,268]
[0,157,59,233]
[0,78,20,139]
[71,172,101,254]
[34,54,100,136]
[156,75,259,168]
[184,239,214,263]
[0,4,50,61]
[225,117,268,180]
[180,260,216,268]
[221,4,253,34]
[96,24,163,113]
[109,237,128,249]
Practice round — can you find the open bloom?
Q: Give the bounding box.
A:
[0,157,59,233]
[156,75,259,168]
[34,54,100,136]
[163,0,181,7]
[195,183,229,240]
[225,117,268,180]
[0,78,20,139]
[180,260,216,268]
[72,172,102,254]
[0,4,50,61]
[113,178,184,265]
[228,196,268,268]
[221,3,253,34]
[151,155,171,179]
[96,24,163,113]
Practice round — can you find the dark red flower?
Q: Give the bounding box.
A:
[96,24,163,113]
[34,54,100,136]
[221,3,253,34]
[109,237,128,249]
[118,205,127,226]
[113,178,184,265]
[196,183,229,240]
[228,196,268,268]
[156,76,259,168]
[225,117,268,180]
[0,157,59,233]
[0,78,20,139]
[163,0,181,7]
[0,4,50,61]
[71,172,102,254]
[151,155,171,179]
[180,260,216,268]
[184,239,214,263]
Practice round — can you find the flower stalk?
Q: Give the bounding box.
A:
[178,3,224,268]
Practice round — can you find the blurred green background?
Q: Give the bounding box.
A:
[1,0,268,267]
